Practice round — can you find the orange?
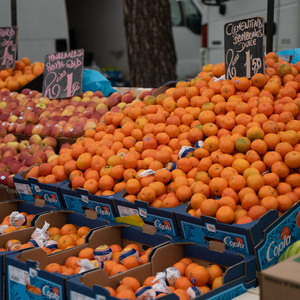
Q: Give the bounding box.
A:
[174,277,193,290]
[216,206,235,224]
[57,235,76,249]
[241,192,259,210]
[248,205,267,220]
[126,178,141,195]
[209,177,228,196]
[98,174,115,191]
[120,277,141,292]
[44,263,62,273]
[110,264,128,276]
[60,224,77,235]
[154,169,172,184]
[76,152,92,170]
[200,199,219,217]
[48,227,61,236]
[122,256,141,269]
[285,151,300,169]
[206,264,224,285]
[212,276,223,290]
[277,195,293,212]
[261,196,279,211]
[83,178,99,194]
[78,247,94,260]
[187,265,209,286]
[138,187,156,203]
[173,262,187,276]
[190,193,206,210]
[115,289,136,300]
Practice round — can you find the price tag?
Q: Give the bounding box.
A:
[0,26,18,69]
[42,49,84,99]
[224,17,264,79]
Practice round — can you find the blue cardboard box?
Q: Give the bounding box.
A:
[176,200,300,271]
[60,180,117,222]
[113,190,183,237]
[67,241,257,300]
[5,224,172,300]
[13,166,67,208]
[0,200,53,299]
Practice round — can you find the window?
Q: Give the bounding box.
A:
[169,0,202,34]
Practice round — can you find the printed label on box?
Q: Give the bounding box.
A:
[36,191,61,207]
[117,205,138,217]
[181,221,249,254]
[9,265,29,285]
[33,185,41,193]
[70,291,94,300]
[15,183,32,195]
[257,208,300,270]
[64,195,114,221]
[138,208,147,218]
[139,212,175,236]
[96,295,106,300]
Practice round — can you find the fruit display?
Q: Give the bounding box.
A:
[0,57,44,92]
[0,88,147,139]
[102,260,224,299]
[21,52,299,226]
[44,243,153,276]
[0,133,57,188]
[278,239,300,262]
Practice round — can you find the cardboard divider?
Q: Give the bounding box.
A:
[67,241,257,299]
[113,190,183,237]
[59,180,117,222]
[13,167,67,208]
[176,200,300,271]
[5,224,172,300]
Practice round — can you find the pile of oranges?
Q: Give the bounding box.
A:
[102,259,223,300]
[0,223,90,253]
[44,243,153,276]
[0,211,34,234]
[0,57,44,91]
[26,52,300,225]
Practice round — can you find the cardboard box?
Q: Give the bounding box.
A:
[0,208,107,300]
[176,200,300,271]
[260,253,300,300]
[13,167,67,208]
[67,242,257,299]
[0,199,52,299]
[5,224,172,300]
[113,190,182,237]
[60,180,117,222]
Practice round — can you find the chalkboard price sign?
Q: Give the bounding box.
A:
[224,17,264,79]
[42,49,84,99]
[0,26,18,69]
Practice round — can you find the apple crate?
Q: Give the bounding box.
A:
[0,184,17,201]
[56,137,77,150]
[5,224,172,300]
[60,180,117,222]
[176,200,300,271]
[112,190,182,237]
[13,166,66,209]
[67,241,257,300]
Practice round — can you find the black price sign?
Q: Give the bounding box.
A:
[0,26,18,69]
[224,17,264,79]
[42,49,84,99]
